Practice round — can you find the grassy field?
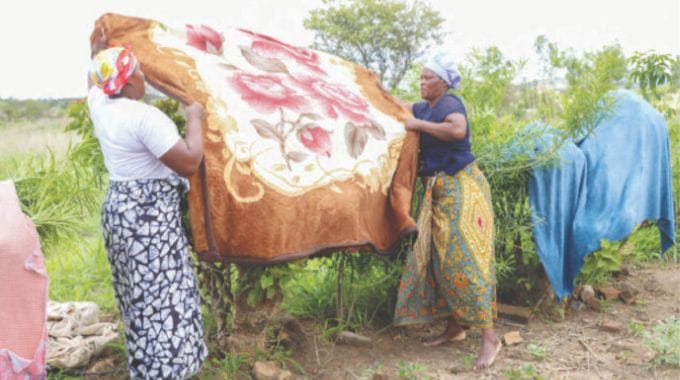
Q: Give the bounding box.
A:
[1,117,115,312]
[1,117,74,156]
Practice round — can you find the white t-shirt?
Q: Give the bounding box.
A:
[87,87,181,181]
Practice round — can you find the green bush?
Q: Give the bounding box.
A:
[6,150,102,249]
[284,252,403,330]
[644,317,680,367]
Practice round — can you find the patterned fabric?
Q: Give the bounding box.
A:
[394,163,496,328]
[90,46,138,95]
[412,177,435,279]
[102,175,207,379]
[90,14,418,263]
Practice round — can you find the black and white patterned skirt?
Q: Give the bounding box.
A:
[101,175,207,379]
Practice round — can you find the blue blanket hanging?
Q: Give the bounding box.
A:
[528,89,676,298]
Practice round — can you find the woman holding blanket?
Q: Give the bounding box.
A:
[394,51,501,369]
[87,34,207,379]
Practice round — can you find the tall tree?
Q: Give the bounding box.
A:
[304,0,445,91]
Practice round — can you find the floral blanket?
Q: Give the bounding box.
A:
[91,13,418,263]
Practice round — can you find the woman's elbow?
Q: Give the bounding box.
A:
[449,123,467,141]
[174,156,203,177]
[441,129,466,142]
[160,145,204,177]
[175,167,196,177]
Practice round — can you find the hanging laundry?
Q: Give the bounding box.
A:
[89,13,418,263]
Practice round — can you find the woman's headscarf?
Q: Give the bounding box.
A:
[424,51,462,89]
[90,46,138,95]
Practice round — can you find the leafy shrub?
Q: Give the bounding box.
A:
[6,149,102,249]
[629,51,674,100]
[284,252,403,330]
[644,317,680,367]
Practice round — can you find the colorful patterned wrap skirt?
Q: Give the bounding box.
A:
[101,175,207,379]
[394,163,497,328]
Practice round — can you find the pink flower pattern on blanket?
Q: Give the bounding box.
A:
[186,24,223,55]
[297,125,333,158]
[177,23,401,195]
[230,72,307,114]
[295,77,370,123]
[239,28,325,75]
[219,28,388,168]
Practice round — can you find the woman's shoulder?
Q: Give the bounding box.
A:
[441,93,465,106]
[87,86,107,110]
[115,98,170,124]
[439,93,466,114]
[412,100,428,113]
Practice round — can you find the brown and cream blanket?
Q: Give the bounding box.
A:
[90,13,418,263]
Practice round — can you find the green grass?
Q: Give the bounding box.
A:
[283,253,402,331]
[527,342,548,360]
[1,113,115,312]
[44,235,117,313]
[0,117,76,160]
[628,320,646,337]
[501,364,545,380]
[283,258,338,321]
[397,360,429,380]
[202,354,246,379]
[669,115,680,262]
[644,317,680,368]
[461,353,476,370]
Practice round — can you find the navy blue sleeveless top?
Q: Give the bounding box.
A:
[413,94,475,176]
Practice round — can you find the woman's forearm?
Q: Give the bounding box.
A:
[184,117,204,163]
[408,117,466,141]
[417,120,461,141]
[159,102,205,177]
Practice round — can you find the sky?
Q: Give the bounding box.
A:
[0,0,677,99]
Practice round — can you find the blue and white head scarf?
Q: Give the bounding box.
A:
[425,51,462,89]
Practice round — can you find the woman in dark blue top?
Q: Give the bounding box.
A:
[393,52,500,369]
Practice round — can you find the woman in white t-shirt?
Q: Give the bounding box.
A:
[88,41,207,379]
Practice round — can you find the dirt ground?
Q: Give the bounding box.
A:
[82,262,679,379]
[277,262,680,380]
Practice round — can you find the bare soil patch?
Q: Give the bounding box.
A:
[282,262,680,379]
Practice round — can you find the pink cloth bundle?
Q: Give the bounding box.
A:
[0,180,48,379]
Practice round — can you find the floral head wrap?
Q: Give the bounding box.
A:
[89,46,138,95]
[424,51,462,89]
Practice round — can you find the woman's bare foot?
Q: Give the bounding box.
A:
[423,319,466,347]
[473,329,501,370]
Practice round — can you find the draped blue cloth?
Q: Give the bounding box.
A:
[527,90,676,298]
